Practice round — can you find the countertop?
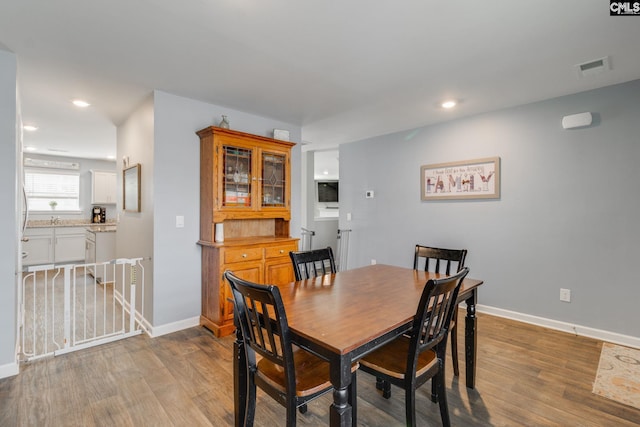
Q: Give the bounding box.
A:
[85,225,117,233]
[27,219,117,230]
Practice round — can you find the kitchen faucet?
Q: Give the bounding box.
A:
[50,216,61,225]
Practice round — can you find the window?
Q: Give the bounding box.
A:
[24,169,80,211]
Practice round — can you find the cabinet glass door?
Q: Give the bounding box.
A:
[222,146,252,207]
[261,152,286,208]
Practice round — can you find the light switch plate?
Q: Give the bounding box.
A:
[176,215,184,228]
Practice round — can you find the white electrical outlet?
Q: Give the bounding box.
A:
[371,259,377,265]
[560,288,571,302]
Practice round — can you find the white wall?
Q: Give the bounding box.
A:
[339,79,640,339]
[0,48,18,376]
[124,90,302,330]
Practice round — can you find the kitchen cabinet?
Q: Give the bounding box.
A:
[23,228,54,266]
[85,228,116,283]
[91,170,117,204]
[197,127,298,337]
[54,227,86,263]
[23,226,86,266]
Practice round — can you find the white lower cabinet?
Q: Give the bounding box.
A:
[23,228,54,266]
[23,227,86,266]
[85,229,116,283]
[54,227,86,263]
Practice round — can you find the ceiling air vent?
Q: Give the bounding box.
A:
[575,56,610,78]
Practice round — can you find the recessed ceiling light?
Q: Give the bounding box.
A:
[72,99,90,108]
[323,170,329,175]
[441,100,457,109]
[24,146,37,151]
[23,125,38,131]
[107,155,116,160]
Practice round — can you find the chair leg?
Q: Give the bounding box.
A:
[405,385,417,427]
[298,404,307,414]
[246,374,257,426]
[431,376,438,403]
[451,309,459,377]
[286,399,298,427]
[382,380,391,399]
[375,376,384,390]
[376,376,393,398]
[436,367,451,427]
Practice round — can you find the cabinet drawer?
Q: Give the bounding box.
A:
[224,247,263,264]
[265,243,298,259]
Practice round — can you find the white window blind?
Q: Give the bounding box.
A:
[25,169,80,211]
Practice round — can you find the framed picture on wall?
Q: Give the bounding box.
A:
[123,163,141,212]
[421,157,500,201]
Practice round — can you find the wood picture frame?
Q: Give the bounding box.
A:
[421,157,500,201]
[123,163,141,212]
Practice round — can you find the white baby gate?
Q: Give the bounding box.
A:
[336,228,351,271]
[19,258,147,362]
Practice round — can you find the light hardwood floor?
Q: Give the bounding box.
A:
[1,312,639,426]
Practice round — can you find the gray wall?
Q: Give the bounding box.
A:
[339,79,640,337]
[116,94,155,324]
[0,48,17,374]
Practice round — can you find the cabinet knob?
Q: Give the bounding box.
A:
[242,254,247,258]
[279,250,284,254]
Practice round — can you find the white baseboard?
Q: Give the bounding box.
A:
[476,304,640,349]
[149,316,200,338]
[0,361,19,380]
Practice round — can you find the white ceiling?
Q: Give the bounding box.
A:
[1,1,639,160]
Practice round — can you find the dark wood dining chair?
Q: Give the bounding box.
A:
[414,244,467,377]
[359,267,469,427]
[289,247,337,281]
[224,270,357,427]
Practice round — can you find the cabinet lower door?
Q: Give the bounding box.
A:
[55,233,86,263]
[23,233,54,266]
[265,258,295,286]
[221,261,263,322]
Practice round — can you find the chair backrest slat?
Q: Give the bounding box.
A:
[409,267,469,369]
[289,247,337,281]
[225,271,294,379]
[413,245,467,274]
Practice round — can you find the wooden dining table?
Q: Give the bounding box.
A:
[232,264,484,427]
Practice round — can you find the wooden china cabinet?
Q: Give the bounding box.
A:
[197,126,298,337]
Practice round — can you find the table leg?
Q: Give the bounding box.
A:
[464,289,478,389]
[329,356,352,427]
[233,319,247,426]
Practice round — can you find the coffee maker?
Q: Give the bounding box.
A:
[91,206,106,223]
